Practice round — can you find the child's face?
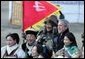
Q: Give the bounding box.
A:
[32,46,39,57]
[64,36,72,46]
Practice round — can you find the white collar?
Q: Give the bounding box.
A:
[26,43,33,55]
[6,44,19,55]
[26,43,33,48]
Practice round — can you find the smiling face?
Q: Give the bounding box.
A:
[31,46,39,58]
[45,23,52,32]
[64,36,72,46]
[58,21,67,33]
[6,36,16,47]
[26,34,36,45]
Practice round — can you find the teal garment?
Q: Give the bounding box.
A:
[64,45,79,57]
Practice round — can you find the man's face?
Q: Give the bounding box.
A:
[6,36,16,47]
[26,34,36,45]
[58,21,67,33]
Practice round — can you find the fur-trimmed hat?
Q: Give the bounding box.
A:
[25,28,38,36]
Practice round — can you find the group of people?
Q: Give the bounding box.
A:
[1,15,84,58]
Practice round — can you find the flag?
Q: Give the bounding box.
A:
[23,1,60,32]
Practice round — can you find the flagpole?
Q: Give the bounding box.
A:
[9,1,12,20]
[22,1,24,32]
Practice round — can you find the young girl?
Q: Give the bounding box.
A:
[31,44,52,58]
[55,32,80,58]
[31,44,43,58]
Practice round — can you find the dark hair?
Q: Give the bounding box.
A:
[6,33,20,44]
[42,46,52,58]
[35,44,43,54]
[44,15,58,27]
[64,32,78,47]
[34,44,52,58]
